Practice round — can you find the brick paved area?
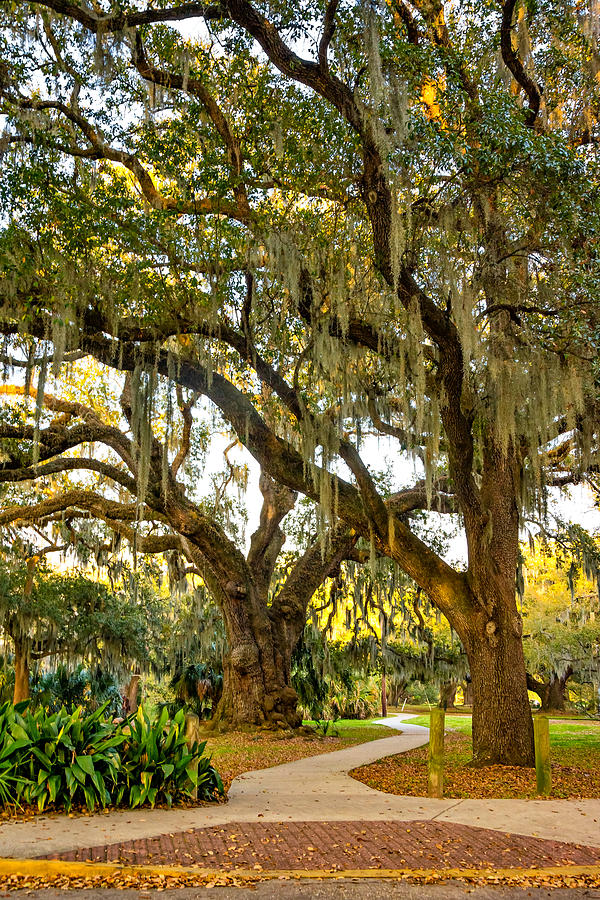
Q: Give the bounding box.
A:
[40,820,600,871]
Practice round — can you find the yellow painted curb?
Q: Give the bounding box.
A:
[0,858,599,882]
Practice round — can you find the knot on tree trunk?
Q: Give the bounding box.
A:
[281,685,297,705]
[264,686,301,728]
[512,614,523,637]
[230,641,259,674]
[485,619,499,646]
[225,580,247,599]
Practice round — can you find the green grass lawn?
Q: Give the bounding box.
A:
[542,719,600,749]
[409,714,473,735]
[408,713,600,747]
[302,718,391,733]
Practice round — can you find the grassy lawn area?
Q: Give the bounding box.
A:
[203,719,400,793]
[351,714,600,799]
[391,705,474,717]
[408,714,473,734]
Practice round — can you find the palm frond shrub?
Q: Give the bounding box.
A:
[31,665,122,716]
[330,675,380,720]
[167,663,223,720]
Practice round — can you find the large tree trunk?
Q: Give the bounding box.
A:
[459,593,534,764]
[451,442,534,766]
[218,652,299,730]
[13,638,30,704]
[215,640,300,730]
[209,481,355,731]
[386,541,535,764]
[543,675,569,712]
[211,580,301,730]
[467,620,534,765]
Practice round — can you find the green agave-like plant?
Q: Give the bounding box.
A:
[0,701,223,813]
[119,706,223,808]
[0,701,30,807]
[4,701,124,812]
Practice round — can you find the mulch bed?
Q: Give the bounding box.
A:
[350,732,600,799]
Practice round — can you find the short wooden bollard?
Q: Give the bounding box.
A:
[534,715,551,796]
[428,708,445,798]
[185,712,201,801]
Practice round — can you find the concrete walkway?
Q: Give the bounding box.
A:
[1,715,598,860]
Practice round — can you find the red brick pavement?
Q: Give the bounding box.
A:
[40,820,600,871]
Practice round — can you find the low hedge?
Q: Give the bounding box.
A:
[0,701,223,812]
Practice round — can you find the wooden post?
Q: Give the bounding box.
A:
[534,715,551,796]
[185,712,201,801]
[428,708,445,798]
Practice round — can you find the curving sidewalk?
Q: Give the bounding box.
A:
[1,714,598,860]
[228,714,600,848]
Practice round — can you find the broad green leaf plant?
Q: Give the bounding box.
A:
[0,701,222,813]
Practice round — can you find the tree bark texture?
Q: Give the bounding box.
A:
[468,618,535,765]
[212,579,301,729]
[12,638,30,704]
[462,502,535,766]
[463,680,473,706]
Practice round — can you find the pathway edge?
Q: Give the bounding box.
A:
[0,857,599,882]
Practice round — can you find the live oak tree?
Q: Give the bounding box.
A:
[0,380,357,727]
[1,0,600,762]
